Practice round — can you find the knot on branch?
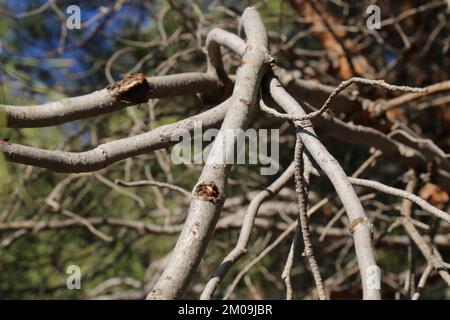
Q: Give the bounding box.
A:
[107,73,152,104]
[194,181,221,203]
[349,217,374,238]
[239,97,251,106]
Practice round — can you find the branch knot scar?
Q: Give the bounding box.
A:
[349,217,374,237]
[239,98,250,106]
[194,182,221,203]
[107,73,152,104]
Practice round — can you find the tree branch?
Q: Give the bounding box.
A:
[0,99,230,172]
[147,7,269,299]
[1,72,221,128]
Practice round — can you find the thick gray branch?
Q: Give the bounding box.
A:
[0,99,230,172]
[1,72,220,128]
[147,7,269,300]
[200,162,295,299]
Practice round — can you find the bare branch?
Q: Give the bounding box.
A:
[200,162,295,299]
[115,179,191,198]
[349,177,450,224]
[0,99,230,172]
[293,136,326,299]
[266,75,381,300]
[147,7,269,300]
[0,72,221,128]
[260,77,426,121]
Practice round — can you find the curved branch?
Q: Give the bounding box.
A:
[0,99,230,172]
[190,18,381,299]
[260,77,425,121]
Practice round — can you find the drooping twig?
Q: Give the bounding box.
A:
[259,77,426,121]
[293,135,327,299]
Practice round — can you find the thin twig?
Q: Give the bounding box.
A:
[260,77,426,121]
[115,179,191,198]
[349,177,450,224]
[293,135,327,299]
